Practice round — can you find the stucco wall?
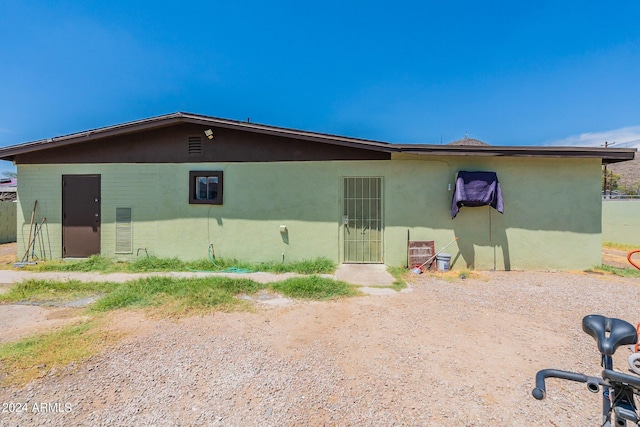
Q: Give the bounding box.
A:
[602,200,640,246]
[388,155,602,270]
[0,201,16,243]
[16,156,602,270]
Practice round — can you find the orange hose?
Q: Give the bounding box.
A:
[627,249,640,271]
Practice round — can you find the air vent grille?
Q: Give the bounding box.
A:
[188,136,202,156]
[115,207,132,253]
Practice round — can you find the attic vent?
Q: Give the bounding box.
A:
[115,207,132,253]
[188,136,202,156]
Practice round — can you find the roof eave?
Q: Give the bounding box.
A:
[0,112,398,160]
[0,113,635,163]
[0,113,187,160]
[179,114,397,153]
[396,145,636,164]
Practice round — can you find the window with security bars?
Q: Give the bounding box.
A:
[189,171,223,205]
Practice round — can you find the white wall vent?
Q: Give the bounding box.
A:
[115,207,132,254]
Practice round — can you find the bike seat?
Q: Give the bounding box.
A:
[582,314,638,356]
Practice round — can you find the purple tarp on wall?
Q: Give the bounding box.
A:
[451,171,504,218]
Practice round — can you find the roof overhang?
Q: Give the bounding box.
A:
[395,144,636,164]
[0,112,635,164]
[0,112,397,161]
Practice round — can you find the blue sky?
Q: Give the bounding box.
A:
[1,1,639,174]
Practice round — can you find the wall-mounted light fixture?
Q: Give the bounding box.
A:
[204,129,214,140]
[280,225,289,245]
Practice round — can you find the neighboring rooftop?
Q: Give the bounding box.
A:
[0,179,17,202]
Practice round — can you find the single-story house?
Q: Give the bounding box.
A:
[0,112,635,270]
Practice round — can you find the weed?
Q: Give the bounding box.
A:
[90,276,267,313]
[26,256,336,275]
[285,258,335,274]
[33,255,116,273]
[603,242,640,252]
[0,279,116,304]
[589,264,640,278]
[127,257,185,272]
[271,275,360,300]
[386,266,408,291]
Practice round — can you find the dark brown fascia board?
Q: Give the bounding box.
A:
[0,112,397,160]
[396,144,636,164]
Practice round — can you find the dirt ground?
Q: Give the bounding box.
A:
[603,246,638,268]
[1,269,639,425]
[0,239,638,424]
[0,241,17,264]
[0,243,636,344]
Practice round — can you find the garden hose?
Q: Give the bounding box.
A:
[185,244,251,274]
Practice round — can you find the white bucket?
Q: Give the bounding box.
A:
[436,253,451,272]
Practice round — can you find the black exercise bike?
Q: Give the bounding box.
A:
[533,314,640,426]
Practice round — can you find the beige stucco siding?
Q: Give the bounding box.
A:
[17,156,602,270]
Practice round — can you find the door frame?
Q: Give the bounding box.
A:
[62,174,101,257]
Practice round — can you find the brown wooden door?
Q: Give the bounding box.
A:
[62,175,101,257]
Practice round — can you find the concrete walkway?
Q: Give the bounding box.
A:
[0,263,398,291]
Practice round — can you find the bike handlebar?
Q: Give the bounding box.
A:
[532,369,605,400]
[602,369,640,390]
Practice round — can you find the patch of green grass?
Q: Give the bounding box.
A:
[284,258,335,274]
[386,266,408,291]
[25,256,336,275]
[603,242,640,252]
[588,264,640,278]
[270,275,360,300]
[24,257,110,273]
[2,274,356,312]
[192,257,335,274]
[0,279,116,304]
[126,256,185,272]
[90,276,267,313]
[32,255,118,273]
[0,319,120,386]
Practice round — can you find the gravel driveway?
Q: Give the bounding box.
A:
[1,270,639,426]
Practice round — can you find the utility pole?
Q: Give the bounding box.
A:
[610,170,614,196]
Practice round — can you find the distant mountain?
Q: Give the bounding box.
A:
[608,155,640,191]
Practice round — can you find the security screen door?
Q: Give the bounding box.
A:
[342,177,383,263]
